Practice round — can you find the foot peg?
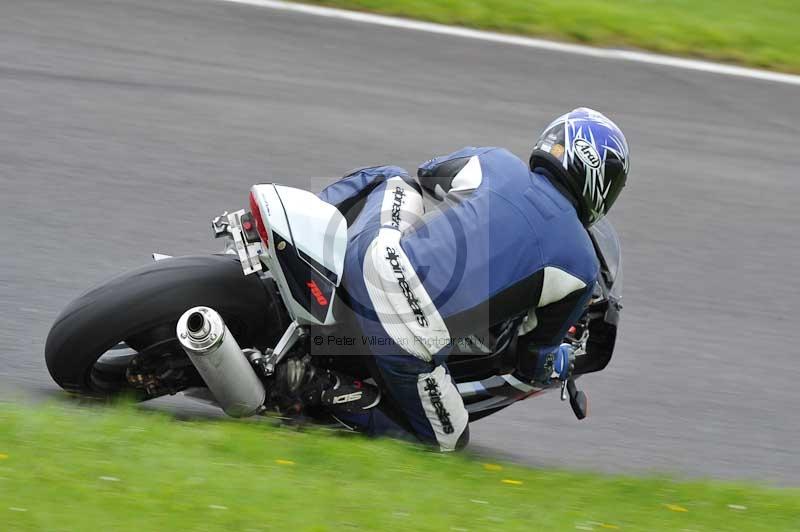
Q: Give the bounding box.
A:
[561,378,588,420]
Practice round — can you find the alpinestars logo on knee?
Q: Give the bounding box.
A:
[390,186,405,229]
[384,246,428,327]
[424,377,454,434]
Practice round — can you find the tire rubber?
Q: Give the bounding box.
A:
[45,255,286,394]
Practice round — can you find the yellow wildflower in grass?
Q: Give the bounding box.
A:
[275,459,295,465]
[501,479,523,485]
[664,503,688,512]
[0,453,8,460]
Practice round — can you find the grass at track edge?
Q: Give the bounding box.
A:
[303,0,800,75]
[1,403,799,530]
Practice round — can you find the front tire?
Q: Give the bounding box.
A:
[45,255,287,397]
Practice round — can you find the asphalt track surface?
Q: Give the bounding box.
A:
[2,0,800,484]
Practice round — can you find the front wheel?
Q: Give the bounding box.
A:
[45,255,288,398]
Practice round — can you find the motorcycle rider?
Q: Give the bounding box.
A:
[277,108,630,450]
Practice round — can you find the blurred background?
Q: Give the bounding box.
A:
[1,0,799,489]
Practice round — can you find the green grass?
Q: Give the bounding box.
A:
[1,404,799,531]
[305,0,800,74]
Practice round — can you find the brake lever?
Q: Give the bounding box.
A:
[559,348,588,420]
[561,377,588,420]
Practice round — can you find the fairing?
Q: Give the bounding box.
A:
[576,217,623,375]
[588,217,622,299]
[250,184,348,326]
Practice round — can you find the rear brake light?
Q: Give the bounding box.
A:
[248,191,269,247]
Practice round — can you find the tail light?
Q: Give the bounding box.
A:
[248,191,269,248]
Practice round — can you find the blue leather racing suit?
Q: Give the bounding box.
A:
[318,147,599,450]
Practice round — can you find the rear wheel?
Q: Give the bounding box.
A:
[45,255,288,398]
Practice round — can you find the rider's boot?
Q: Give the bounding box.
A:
[317,370,382,414]
[272,356,381,416]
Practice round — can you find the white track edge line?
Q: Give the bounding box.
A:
[219,0,800,87]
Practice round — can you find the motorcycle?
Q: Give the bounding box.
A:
[45,183,622,427]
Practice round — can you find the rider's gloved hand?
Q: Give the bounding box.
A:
[533,344,573,386]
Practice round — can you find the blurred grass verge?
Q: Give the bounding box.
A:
[304,0,800,74]
[1,404,799,531]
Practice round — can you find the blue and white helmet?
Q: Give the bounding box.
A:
[530,108,630,226]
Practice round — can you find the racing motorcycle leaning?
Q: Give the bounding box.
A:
[45,183,622,432]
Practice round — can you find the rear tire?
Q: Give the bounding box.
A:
[45,255,287,396]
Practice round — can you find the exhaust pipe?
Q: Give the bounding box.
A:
[176,306,266,417]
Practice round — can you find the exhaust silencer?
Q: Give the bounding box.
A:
[176,306,266,417]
